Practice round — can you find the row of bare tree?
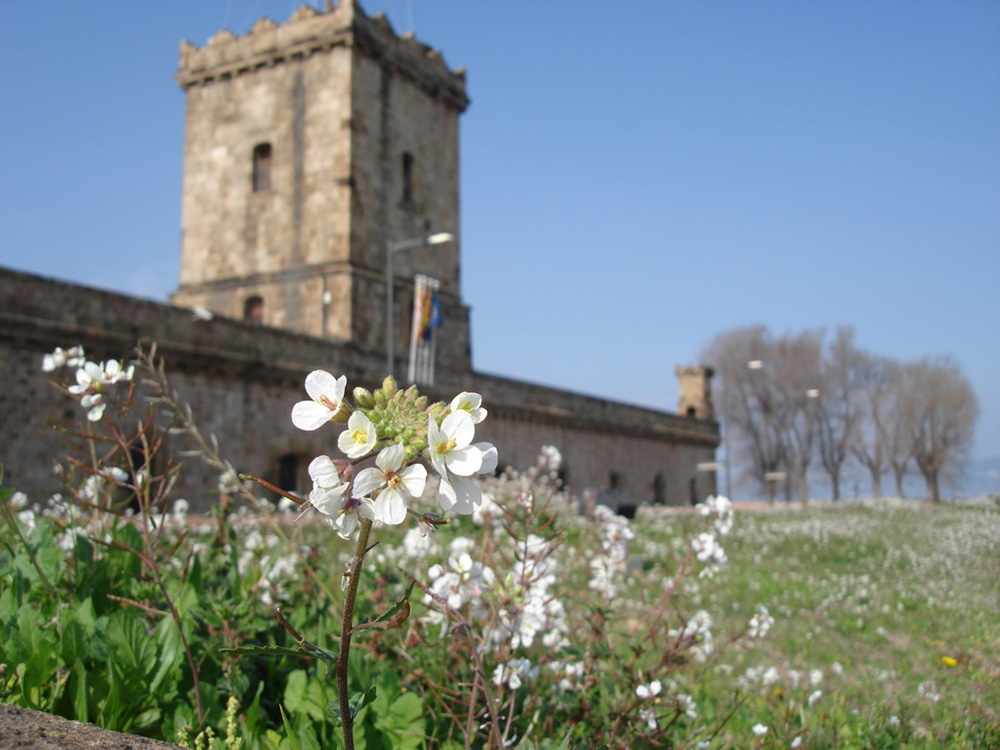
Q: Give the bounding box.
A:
[700,326,979,503]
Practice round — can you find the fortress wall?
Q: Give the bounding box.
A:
[1,267,718,511]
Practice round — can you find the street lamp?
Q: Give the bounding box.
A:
[386,232,454,378]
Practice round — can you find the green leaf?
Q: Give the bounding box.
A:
[351,685,378,720]
[149,617,185,694]
[380,692,425,750]
[284,669,328,722]
[70,658,88,723]
[105,611,158,683]
[280,706,302,750]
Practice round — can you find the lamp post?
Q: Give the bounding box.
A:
[386,232,454,378]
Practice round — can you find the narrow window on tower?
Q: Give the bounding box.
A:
[252,143,272,192]
[402,152,414,203]
[244,295,264,324]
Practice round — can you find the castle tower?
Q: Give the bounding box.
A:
[676,365,715,421]
[170,1,471,372]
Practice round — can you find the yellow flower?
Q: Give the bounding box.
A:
[941,656,958,667]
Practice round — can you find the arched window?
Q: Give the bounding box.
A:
[402,152,414,202]
[244,296,264,324]
[653,473,666,504]
[252,143,272,192]
[278,454,300,495]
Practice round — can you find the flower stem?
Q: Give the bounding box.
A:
[337,516,374,750]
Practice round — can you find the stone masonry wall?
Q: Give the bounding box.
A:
[1,267,718,511]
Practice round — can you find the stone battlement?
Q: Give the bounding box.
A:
[177,1,468,112]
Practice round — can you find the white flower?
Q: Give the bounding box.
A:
[310,481,350,517]
[636,680,662,700]
[809,668,823,687]
[291,371,346,431]
[748,605,774,640]
[752,723,768,736]
[307,455,351,516]
[639,706,658,730]
[428,411,483,478]
[492,658,537,690]
[539,444,562,472]
[353,443,427,525]
[449,391,487,423]
[676,693,697,720]
[337,411,377,458]
[42,346,85,372]
[808,689,823,707]
[80,392,106,421]
[438,441,495,515]
[692,531,727,576]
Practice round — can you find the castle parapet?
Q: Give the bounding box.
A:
[177,1,468,111]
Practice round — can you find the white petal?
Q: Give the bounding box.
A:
[438,478,458,512]
[449,477,482,514]
[445,445,483,477]
[308,455,340,487]
[310,483,347,516]
[474,442,498,475]
[352,467,385,498]
[400,463,427,498]
[291,401,332,431]
[441,411,475,448]
[304,370,344,402]
[373,488,407,525]
[427,418,450,478]
[376,443,405,473]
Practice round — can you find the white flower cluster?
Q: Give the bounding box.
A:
[498,533,570,651]
[589,504,635,599]
[669,609,714,663]
[492,657,539,690]
[692,495,733,578]
[424,542,496,630]
[291,371,496,537]
[43,345,135,421]
[747,604,775,640]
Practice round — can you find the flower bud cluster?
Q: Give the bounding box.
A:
[290,371,497,538]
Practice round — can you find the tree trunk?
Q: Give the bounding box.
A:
[765,480,776,505]
[830,471,841,502]
[868,466,882,499]
[892,465,906,499]
[798,466,809,504]
[924,469,941,503]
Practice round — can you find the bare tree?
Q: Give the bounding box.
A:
[815,327,863,501]
[851,353,896,498]
[904,357,978,502]
[771,330,824,504]
[701,326,786,504]
[886,361,915,498]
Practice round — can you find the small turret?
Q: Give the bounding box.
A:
[676,365,715,420]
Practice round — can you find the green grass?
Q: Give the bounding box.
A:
[3,486,998,748]
[632,500,1000,747]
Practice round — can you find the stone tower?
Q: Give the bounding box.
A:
[170,1,472,372]
[676,365,715,421]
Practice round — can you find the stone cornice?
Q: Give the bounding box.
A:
[177,1,468,112]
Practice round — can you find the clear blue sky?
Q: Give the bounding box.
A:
[2,1,998,462]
